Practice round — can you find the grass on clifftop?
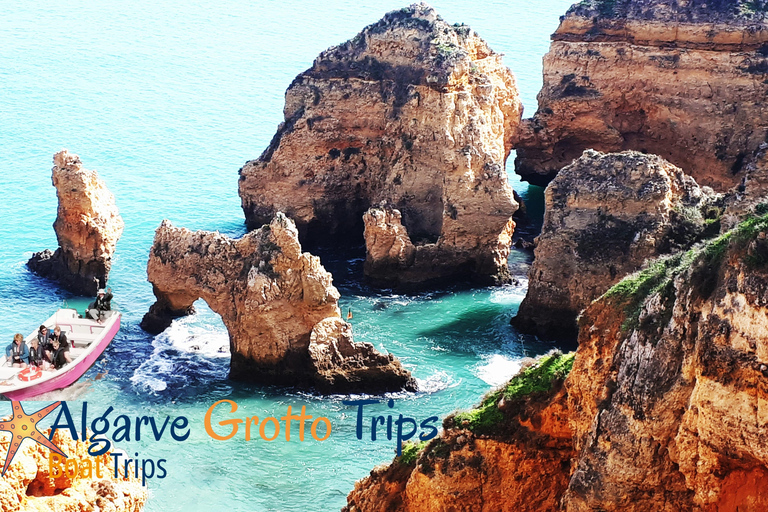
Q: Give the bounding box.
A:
[398,440,429,466]
[603,211,768,332]
[450,351,575,435]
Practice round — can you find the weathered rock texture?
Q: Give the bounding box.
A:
[140,213,416,393]
[27,150,124,296]
[0,428,146,512]
[344,353,576,512]
[346,215,768,511]
[238,3,520,285]
[513,150,722,339]
[513,0,768,190]
[724,142,768,229]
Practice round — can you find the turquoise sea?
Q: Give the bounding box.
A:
[0,1,573,510]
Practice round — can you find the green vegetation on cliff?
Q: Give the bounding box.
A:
[450,351,575,435]
[603,211,768,332]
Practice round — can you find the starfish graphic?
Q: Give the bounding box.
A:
[0,401,67,476]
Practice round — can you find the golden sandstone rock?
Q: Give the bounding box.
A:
[347,218,768,510]
[141,213,415,393]
[513,150,722,339]
[0,428,145,512]
[513,0,768,191]
[238,3,520,286]
[28,150,124,295]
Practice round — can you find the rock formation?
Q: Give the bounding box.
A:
[513,150,722,339]
[344,352,576,512]
[346,213,768,511]
[0,428,146,512]
[723,142,768,229]
[27,150,124,296]
[140,213,416,393]
[238,3,521,285]
[513,0,768,190]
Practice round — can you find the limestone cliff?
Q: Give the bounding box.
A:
[140,213,416,393]
[27,150,124,296]
[0,428,146,512]
[344,352,576,512]
[723,142,768,228]
[238,3,520,285]
[513,150,722,339]
[346,214,768,511]
[514,0,768,190]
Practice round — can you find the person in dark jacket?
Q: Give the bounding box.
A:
[50,325,70,348]
[87,288,113,320]
[6,333,29,368]
[37,325,51,361]
[28,337,45,368]
[50,337,72,370]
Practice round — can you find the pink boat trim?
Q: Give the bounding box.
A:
[4,315,120,401]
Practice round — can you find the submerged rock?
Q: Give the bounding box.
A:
[27,150,124,296]
[140,213,416,393]
[238,3,520,285]
[0,428,146,512]
[513,0,768,190]
[347,214,768,511]
[513,150,722,339]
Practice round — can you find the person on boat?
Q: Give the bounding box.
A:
[50,337,72,370]
[28,337,45,368]
[5,334,29,368]
[50,325,70,349]
[87,287,113,320]
[37,325,52,360]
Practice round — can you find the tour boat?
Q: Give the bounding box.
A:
[0,308,120,400]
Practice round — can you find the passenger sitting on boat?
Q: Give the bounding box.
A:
[37,325,50,347]
[50,337,72,370]
[50,326,70,348]
[6,334,29,368]
[87,287,113,320]
[28,337,45,368]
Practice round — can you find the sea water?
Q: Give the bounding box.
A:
[0,1,572,510]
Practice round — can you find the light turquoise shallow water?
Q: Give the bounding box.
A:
[0,1,572,510]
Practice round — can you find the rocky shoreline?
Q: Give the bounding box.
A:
[0,428,146,512]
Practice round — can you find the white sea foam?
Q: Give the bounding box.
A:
[475,354,521,387]
[130,314,229,394]
[489,281,529,304]
[416,370,455,394]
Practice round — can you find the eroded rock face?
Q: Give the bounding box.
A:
[513,150,722,339]
[0,428,146,512]
[347,216,768,511]
[562,215,768,511]
[513,0,768,190]
[140,213,415,393]
[238,3,520,285]
[723,142,768,229]
[343,353,575,512]
[363,204,514,285]
[27,150,124,296]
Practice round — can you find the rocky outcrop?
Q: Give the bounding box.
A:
[362,204,514,286]
[513,150,722,339]
[513,0,768,190]
[0,428,146,512]
[27,150,124,296]
[344,352,576,512]
[723,142,768,229]
[346,213,768,511]
[140,213,416,393]
[238,3,520,285]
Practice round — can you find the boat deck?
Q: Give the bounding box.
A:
[0,309,118,386]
